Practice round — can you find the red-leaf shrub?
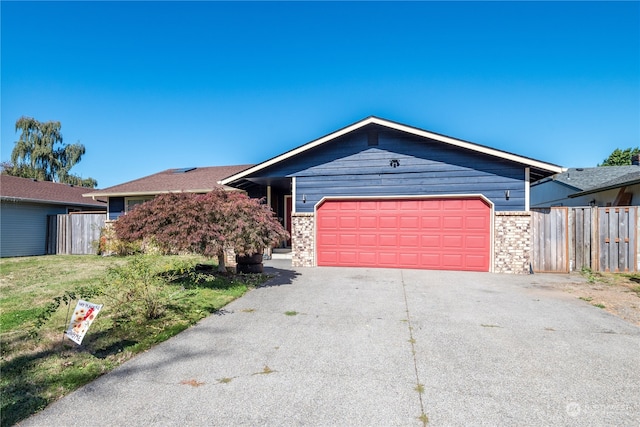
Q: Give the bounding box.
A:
[114,190,289,270]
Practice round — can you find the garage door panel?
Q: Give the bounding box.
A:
[359,216,378,228]
[421,235,441,248]
[421,199,442,210]
[443,216,464,228]
[399,200,420,210]
[443,199,464,210]
[442,254,464,268]
[319,233,338,245]
[340,216,358,228]
[378,252,399,265]
[321,251,338,263]
[379,200,398,210]
[358,252,378,264]
[466,235,488,249]
[358,234,377,246]
[379,234,398,246]
[421,253,442,267]
[379,216,398,228]
[399,234,419,247]
[339,201,358,211]
[399,253,420,266]
[465,255,488,268]
[422,216,441,228]
[399,216,420,228]
[466,215,489,229]
[339,234,357,246]
[359,201,377,210]
[339,251,358,264]
[443,235,464,248]
[319,216,339,228]
[317,197,490,271]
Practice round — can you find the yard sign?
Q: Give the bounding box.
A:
[65,300,103,345]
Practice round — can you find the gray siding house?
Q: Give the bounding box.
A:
[1,175,106,257]
[530,165,640,207]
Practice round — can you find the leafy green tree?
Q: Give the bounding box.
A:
[114,190,289,272]
[4,116,98,187]
[599,147,640,166]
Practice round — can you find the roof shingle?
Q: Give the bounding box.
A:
[551,166,640,191]
[0,175,106,207]
[83,165,254,198]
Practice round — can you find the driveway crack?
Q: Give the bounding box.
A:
[400,270,429,425]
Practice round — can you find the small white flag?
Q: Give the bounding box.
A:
[65,300,103,345]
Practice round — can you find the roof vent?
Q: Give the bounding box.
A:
[173,167,196,174]
[576,168,584,171]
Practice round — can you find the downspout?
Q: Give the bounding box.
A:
[525,167,530,212]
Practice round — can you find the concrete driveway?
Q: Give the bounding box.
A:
[21,260,640,426]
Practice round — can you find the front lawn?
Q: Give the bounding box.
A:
[0,254,267,427]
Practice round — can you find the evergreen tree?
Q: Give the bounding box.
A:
[599,147,640,166]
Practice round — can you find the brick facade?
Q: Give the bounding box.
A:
[493,211,532,274]
[291,213,315,267]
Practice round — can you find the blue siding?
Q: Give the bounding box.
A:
[256,129,526,212]
[109,197,125,220]
[1,201,66,257]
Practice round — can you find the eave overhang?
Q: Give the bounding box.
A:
[219,116,564,186]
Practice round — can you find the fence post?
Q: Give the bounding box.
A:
[568,208,574,272]
[591,207,599,271]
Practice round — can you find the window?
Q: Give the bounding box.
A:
[125,196,154,213]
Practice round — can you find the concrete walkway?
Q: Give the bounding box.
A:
[21,261,640,426]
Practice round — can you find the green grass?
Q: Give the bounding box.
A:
[0,255,268,427]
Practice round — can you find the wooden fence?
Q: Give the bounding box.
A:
[531,207,638,273]
[47,213,105,255]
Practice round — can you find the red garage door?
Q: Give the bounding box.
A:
[316,198,491,271]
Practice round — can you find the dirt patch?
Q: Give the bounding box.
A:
[542,271,640,326]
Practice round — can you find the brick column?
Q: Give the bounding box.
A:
[494,211,532,274]
[292,213,315,267]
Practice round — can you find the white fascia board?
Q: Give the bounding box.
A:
[376,118,564,174]
[219,117,380,185]
[313,193,496,210]
[219,116,563,185]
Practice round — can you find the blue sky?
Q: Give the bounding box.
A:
[2,1,638,189]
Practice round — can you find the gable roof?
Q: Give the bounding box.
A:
[0,175,106,208]
[568,167,640,198]
[83,165,254,198]
[537,165,640,192]
[220,116,564,185]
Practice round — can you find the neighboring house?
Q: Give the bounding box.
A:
[0,175,106,257]
[220,116,563,272]
[83,165,253,220]
[530,165,640,208]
